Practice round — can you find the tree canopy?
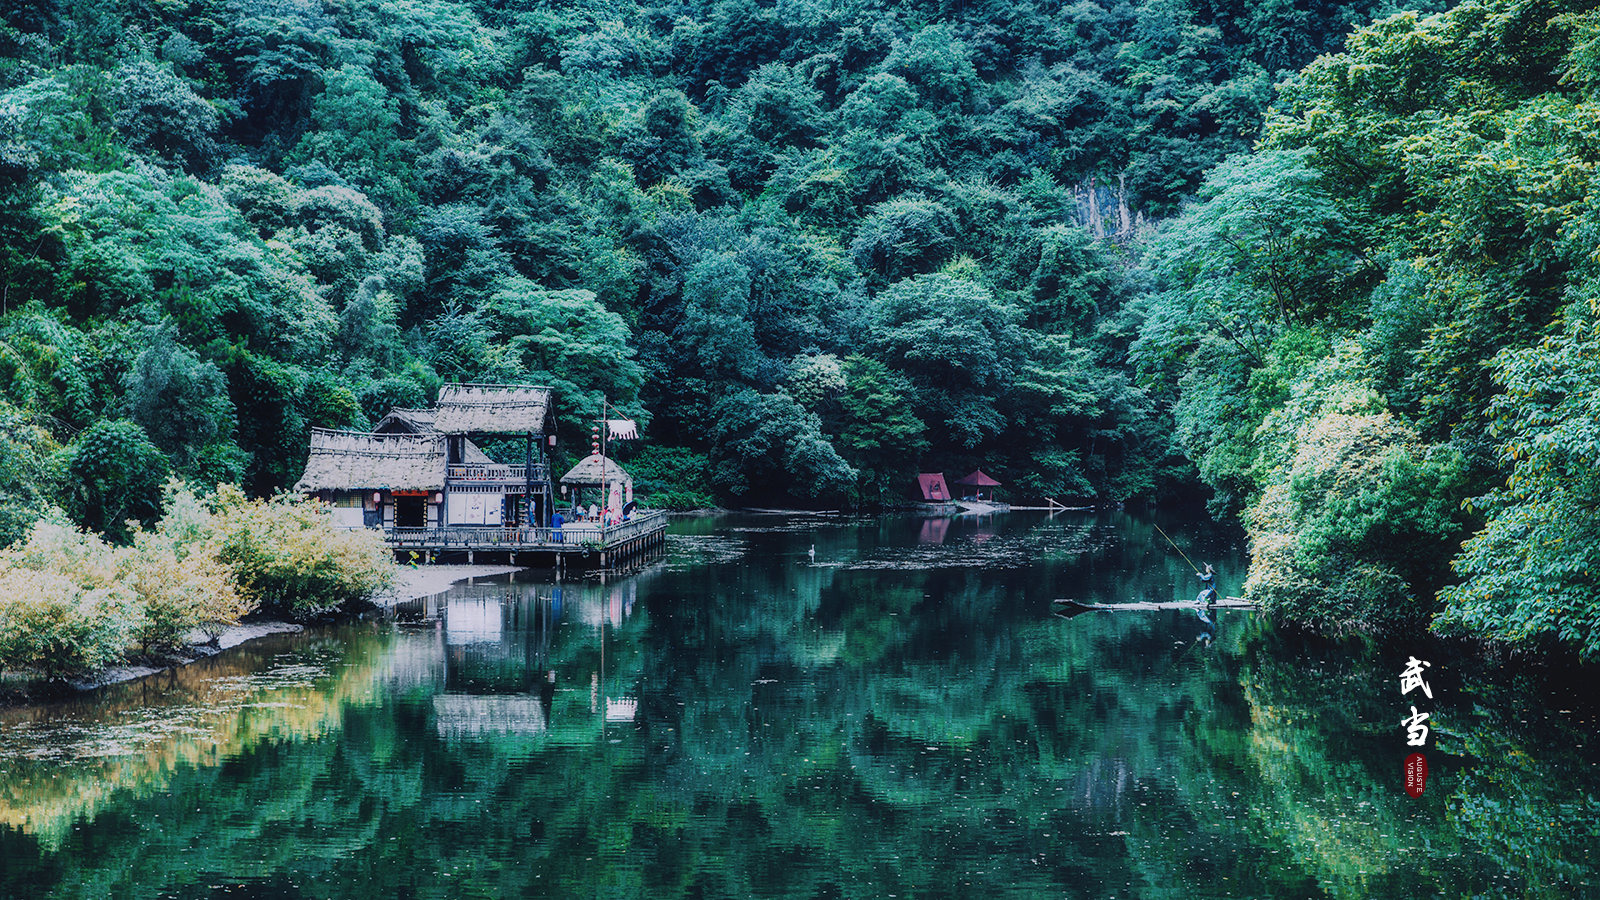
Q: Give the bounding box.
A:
[9,0,1600,655]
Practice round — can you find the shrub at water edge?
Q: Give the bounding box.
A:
[0,483,392,677]
[0,519,144,677]
[209,485,393,619]
[0,570,140,679]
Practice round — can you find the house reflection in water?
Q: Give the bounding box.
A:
[433,590,558,740]
[918,517,950,544]
[572,578,636,629]
[572,577,639,723]
[421,575,646,740]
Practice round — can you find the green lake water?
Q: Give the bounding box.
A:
[0,511,1596,898]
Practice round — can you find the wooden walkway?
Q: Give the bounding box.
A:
[386,510,668,568]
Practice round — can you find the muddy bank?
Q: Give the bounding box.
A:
[69,622,309,691]
[373,563,523,607]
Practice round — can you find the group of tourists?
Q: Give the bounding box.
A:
[548,502,634,542]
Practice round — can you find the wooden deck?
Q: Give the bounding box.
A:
[386,510,668,567]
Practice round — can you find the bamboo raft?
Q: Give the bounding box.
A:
[1052,596,1258,614]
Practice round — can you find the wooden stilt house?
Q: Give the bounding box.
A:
[433,383,557,530]
[294,383,668,565]
[296,383,556,531]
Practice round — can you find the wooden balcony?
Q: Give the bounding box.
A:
[445,463,548,483]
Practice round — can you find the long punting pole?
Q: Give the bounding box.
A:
[1152,522,1201,575]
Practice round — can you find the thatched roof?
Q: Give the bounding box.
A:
[372,406,497,465]
[559,453,632,486]
[374,407,435,434]
[457,440,497,466]
[295,429,447,492]
[434,383,553,434]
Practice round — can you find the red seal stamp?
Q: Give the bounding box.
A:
[1404,752,1428,798]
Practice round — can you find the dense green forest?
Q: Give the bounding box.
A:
[3,0,1600,657]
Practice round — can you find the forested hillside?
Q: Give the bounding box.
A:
[1132,0,1600,656]
[0,0,1427,519]
[5,0,1600,657]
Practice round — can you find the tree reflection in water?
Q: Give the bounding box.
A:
[0,512,1595,899]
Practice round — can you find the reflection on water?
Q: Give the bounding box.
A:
[844,515,1104,570]
[661,533,750,570]
[0,511,1596,899]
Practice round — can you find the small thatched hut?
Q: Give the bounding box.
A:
[560,453,633,513]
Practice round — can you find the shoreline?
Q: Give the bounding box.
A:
[1,563,525,704]
[372,563,524,608]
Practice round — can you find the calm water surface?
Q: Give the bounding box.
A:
[0,512,1595,898]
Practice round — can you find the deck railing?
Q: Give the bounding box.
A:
[585,511,670,545]
[388,526,554,548]
[385,510,667,551]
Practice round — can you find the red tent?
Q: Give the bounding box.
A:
[955,469,1001,499]
[917,473,951,501]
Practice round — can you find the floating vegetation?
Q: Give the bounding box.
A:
[845,524,1107,571]
[724,517,856,535]
[664,534,750,570]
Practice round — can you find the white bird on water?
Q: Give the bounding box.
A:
[808,544,816,561]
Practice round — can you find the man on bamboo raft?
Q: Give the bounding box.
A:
[1194,564,1218,627]
[1195,563,1217,604]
